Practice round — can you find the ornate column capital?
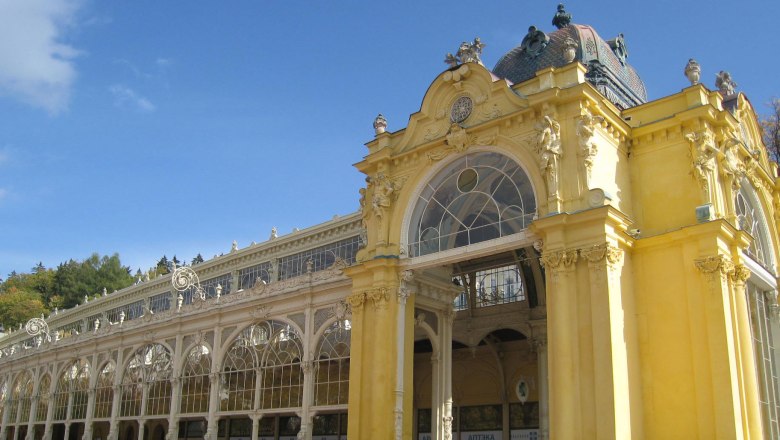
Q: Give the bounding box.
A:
[346,292,366,310]
[581,243,623,268]
[694,255,734,279]
[729,264,751,285]
[366,287,390,310]
[540,249,578,272]
[208,372,219,384]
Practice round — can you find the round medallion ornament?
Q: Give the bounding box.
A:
[450,96,473,123]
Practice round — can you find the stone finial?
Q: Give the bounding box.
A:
[444,37,485,67]
[84,295,89,304]
[562,37,578,63]
[552,3,572,29]
[684,59,701,85]
[715,70,737,96]
[231,240,238,253]
[102,287,107,297]
[373,113,388,135]
[269,227,278,240]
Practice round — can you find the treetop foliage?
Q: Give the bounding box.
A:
[0,253,135,329]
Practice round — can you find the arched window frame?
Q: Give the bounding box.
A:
[736,181,776,271]
[313,319,351,407]
[406,150,538,258]
[180,344,211,414]
[220,320,304,412]
[120,344,172,417]
[8,371,33,425]
[93,362,115,419]
[53,359,90,421]
[35,374,51,422]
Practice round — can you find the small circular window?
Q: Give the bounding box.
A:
[450,96,473,123]
[457,168,478,193]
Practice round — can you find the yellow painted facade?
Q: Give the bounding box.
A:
[346,34,780,439]
[1,9,779,440]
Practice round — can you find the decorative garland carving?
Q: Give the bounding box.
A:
[539,249,578,270]
[346,292,366,310]
[581,243,623,268]
[366,288,390,310]
[694,255,734,278]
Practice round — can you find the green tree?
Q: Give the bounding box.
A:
[0,287,47,329]
[156,255,171,275]
[760,98,780,164]
[191,254,204,265]
[53,253,134,308]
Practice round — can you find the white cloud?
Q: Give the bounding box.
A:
[0,0,82,114]
[109,84,155,112]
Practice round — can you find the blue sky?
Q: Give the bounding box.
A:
[0,0,778,278]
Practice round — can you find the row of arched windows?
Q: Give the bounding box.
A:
[0,320,350,429]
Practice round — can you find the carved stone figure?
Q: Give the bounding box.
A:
[535,116,562,200]
[371,172,395,220]
[519,26,550,58]
[720,138,745,189]
[607,33,628,65]
[177,293,184,311]
[562,37,578,63]
[715,71,737,96]
[552,3,572,28]
[577,110,604,188]
[231,240,238,252]
[684,58,701,85]
[444,37,485,67]
[269,227,278,240]
[373,113,388,135]
[685,130,719,202]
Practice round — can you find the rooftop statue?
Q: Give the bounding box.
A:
[552,3,572,29]
[519,26,550,59]
[444,37,485,67]
[715,70,737,96]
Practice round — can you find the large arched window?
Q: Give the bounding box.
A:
[181,344,211,414]
[8,371,33,424]
[258,323,303,409]
[221,321,303,412]
[121,344,172,417]
[53,360,90,421]
[736,183,775,269]
[35,374,50,422]
[93,363,115,419]
[408,152,537,257]
[314,320,351,406]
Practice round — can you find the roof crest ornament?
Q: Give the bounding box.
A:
[684,59,701,86]
[444,37,485,67]
[552,4,572,29]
